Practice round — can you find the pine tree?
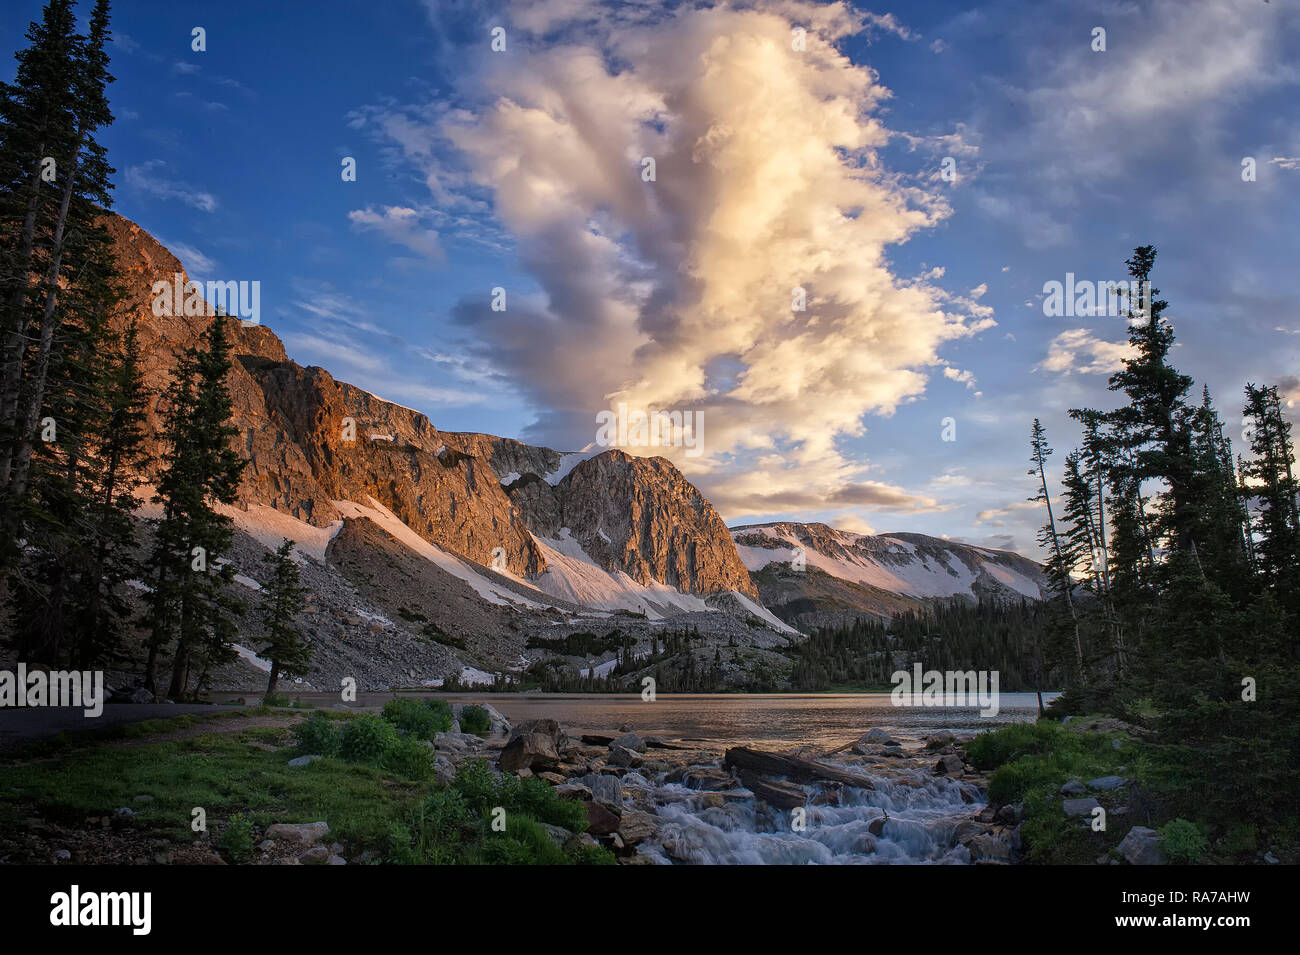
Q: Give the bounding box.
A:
[1,0,115,508]
[259,538,310,698]
[1029,417,1084,681]
[1105,246,1200,554]
[144,317,248,698]
[1241,383,1300,624]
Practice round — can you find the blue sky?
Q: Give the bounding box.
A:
[4,0,1297,558]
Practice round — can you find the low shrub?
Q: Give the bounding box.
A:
[339,715,399,763]
[1160,818,1209,864]
[219,813,255,863]
[459,704,491,737]
[381,697,453,740]
[293,716,340,756]
[381,736,436,780]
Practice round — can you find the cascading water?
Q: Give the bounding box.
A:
[623,759,982,865]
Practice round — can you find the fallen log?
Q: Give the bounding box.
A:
[737,769,807,810]
[724,747,876,790]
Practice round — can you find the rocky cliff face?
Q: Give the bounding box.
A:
[106,213,753,596]
[507,450,759,598]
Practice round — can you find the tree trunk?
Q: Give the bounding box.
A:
[1037,454,1085,680]
[266,662,280,698]
[7,128,87,501]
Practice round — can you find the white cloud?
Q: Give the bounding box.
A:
[1038,328,1133,376]
[379,0,995,517]
[124,161,216,212]
[347,205,443,264]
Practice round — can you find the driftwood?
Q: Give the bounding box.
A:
[724,746,875,790]
[737,769,807,810]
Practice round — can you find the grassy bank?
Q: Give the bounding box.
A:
[0,706,612,865]
[967,716,1297,865]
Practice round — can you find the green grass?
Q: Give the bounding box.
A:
[0,728,425,851]
[0,707,617,865]
[966,718,1142,864]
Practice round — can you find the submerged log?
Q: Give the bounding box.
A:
[737,769,807,810]
[724,747,876,790]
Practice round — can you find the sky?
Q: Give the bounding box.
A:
[3,0,1298,559]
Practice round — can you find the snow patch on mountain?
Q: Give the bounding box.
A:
[532,530,712,619]
[732,523,1043,602]
[334,497,549,609]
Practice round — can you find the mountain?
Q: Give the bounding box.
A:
[103,213,789,689]
[731,522,1048,631]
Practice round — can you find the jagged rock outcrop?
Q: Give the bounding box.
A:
[103,213,756,596]
[508,450,759,599]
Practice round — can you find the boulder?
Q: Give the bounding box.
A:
[1117,826,1166,865]
[510,718,570,752]
[608,744,644,768]
[298,846,331,865]
[858,728,899,746]
[498,732,560,772]
[582,800,621,836]
[1063,797,1102,817]
[1060,780,1087,796]
[574,774,623,813]
[611,732,646,753]
[265,821,330,845]
[934,754,964,776]
[617,810,658,847]
[964,833,1011,862]
[288,755,321,768]
[1087,775,1128,791]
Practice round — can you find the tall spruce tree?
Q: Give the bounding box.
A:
[1242,383,1300,626]
[1029,417,1085,681]
[144,317,247,698]
[258,538,310,698]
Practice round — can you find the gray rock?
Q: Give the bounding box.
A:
[934,754,964,776]
[858,728,898,746]
[1063,797,1102,817]
[298,846,331,865]
[1087,775,1127,790]
[1060,780,1087,796]
[964,833,1011,862]
[266,821,330,844]
[288,755,322,767]
[1117,826,1165,865]
[995,803,1022,825]
[612,732,646,753]
[608,744,644,768]
[498,732,560,772]
[574,773,623,813]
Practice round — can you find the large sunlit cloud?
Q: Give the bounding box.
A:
[358,0,993,519]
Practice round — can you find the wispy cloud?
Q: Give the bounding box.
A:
[124,160,217,212]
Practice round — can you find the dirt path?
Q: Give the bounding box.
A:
[0,703,268,753]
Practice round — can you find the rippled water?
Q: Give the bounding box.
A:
[470,692,1053,865]
[466,691,1054,749]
